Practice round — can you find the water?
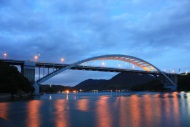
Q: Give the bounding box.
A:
[0,92,190,127]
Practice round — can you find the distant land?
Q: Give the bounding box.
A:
[74,72,190,92]
[1,61,190,94]
[40,72,190,92]
[74,72,166,91]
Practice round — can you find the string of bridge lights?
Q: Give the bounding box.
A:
[2,52,65,64]
[1,52,189,74]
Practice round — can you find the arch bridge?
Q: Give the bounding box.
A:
[0,54,177,93]
[33,54,176,93]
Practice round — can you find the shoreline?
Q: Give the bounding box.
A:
[0,93,11,101]
[0,93,33,102]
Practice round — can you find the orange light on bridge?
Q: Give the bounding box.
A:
[61,58,64,63]
[34,55,38,61]
[3,53,7,59]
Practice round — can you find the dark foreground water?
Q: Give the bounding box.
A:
[0,92,190,127]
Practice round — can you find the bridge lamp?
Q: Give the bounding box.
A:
[34,55,38,61]
[101,62,105,67]
[61,58,64,63]
[118,64,121,68]
[3,53,7,59]
[132,65,135,69]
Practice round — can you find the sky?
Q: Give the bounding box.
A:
[0,0,190,86]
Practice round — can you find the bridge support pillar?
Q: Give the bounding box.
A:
[164,74,178,91]
[21,62,36,84]
[21,62,39,95]
[33,82,40,95]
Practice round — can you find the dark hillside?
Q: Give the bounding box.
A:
[75,72,156,91]
[0,62,34,93]
[75,79,108,91]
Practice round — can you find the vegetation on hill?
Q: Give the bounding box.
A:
[0,62,34,94]
[131,79,166,91]
[178,75,190,91]
[74,79,108,91]
[75,72,190,92]
[74,72,162,91]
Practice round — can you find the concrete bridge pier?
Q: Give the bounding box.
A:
[21,62,35,84]
[21,62,39,95]
[163,74,178,91]
[33,82,40,95]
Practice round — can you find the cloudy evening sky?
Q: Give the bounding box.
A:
[0,0,190,86]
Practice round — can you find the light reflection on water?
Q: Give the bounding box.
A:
[27,100,42,127]
[54,100,69,127]
[0,103,9,119]
[96,96,112,127]
[0,92,190,127]
[76,99,89,112]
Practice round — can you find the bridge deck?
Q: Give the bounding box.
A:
[0,59,179,76]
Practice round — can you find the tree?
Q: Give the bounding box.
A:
[0,62,34,93]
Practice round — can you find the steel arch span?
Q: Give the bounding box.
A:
[37,54,176,87]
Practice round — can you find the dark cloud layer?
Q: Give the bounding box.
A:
[0,0,190,85]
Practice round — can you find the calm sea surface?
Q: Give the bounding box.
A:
[0,92,190,127]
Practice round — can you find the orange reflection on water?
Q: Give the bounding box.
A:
[54,100,69,127]
[96,96,112,127]
[172,92,178,98]
[153,96,162,125]
[118,96,128,127]
[76,99,89,112]
[154,93,160,98]
[129,95,141,127]
[27,100,42,127]
[143,94,155,127]
[0,103,9,119]
[163,93,169,98]
[172,92,180,127]
[163,93,171,120]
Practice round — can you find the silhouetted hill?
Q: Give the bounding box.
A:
[178,75,190,91]
[131,79,166,91]
[0,62,34,94]
[74,72,156,91]
[107,72,155,89]
[75,79,108,91]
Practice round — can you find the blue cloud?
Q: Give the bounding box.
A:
[0,0,190,85]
